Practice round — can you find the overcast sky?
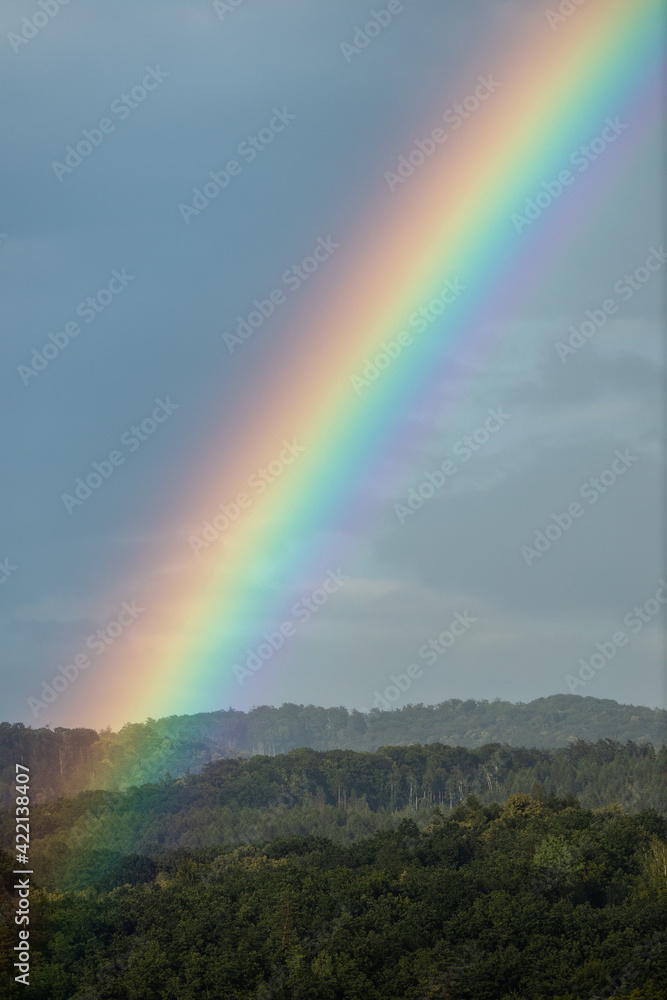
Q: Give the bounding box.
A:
[1,0,665,730]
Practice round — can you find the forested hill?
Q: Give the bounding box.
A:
[1,739,665,895]
[1,742,666,995]
[1,694,665,800]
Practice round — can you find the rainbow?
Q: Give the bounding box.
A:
[62,0,663,730]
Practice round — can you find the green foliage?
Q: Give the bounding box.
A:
[1,796,665,998]
[6,739,664,894]
[1,732,665,996]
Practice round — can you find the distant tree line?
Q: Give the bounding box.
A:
[1,694,665,802]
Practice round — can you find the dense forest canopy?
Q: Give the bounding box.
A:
[1,791,666,998]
